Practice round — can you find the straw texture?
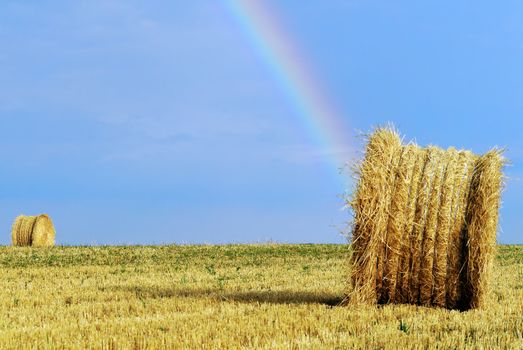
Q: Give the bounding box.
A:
[11,214,56,247]
[350,129,402,304]
[32,215,56,247]
[349,128,504,310]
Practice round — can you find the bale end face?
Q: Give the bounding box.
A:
[32,215,56,247]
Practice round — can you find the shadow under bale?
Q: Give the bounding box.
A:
[108,285,344,306]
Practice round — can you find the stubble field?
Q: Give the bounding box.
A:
[0,244,521,349]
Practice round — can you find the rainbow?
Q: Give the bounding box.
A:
[223,0,353,180]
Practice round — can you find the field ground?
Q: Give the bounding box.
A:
[0,244,521,349]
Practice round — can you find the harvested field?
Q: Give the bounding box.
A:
[0,244,521,349]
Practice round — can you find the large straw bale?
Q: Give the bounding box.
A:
[11,214,56,247]
[349,127,504,310]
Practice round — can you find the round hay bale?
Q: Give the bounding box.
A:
[348,127,504,310]
[11,214,56,247]
[32,215,56,247]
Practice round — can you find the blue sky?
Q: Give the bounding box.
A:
[0,1,521,244]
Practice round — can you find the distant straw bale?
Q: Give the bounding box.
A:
[348,128,504,310]
[11,214,56,247]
